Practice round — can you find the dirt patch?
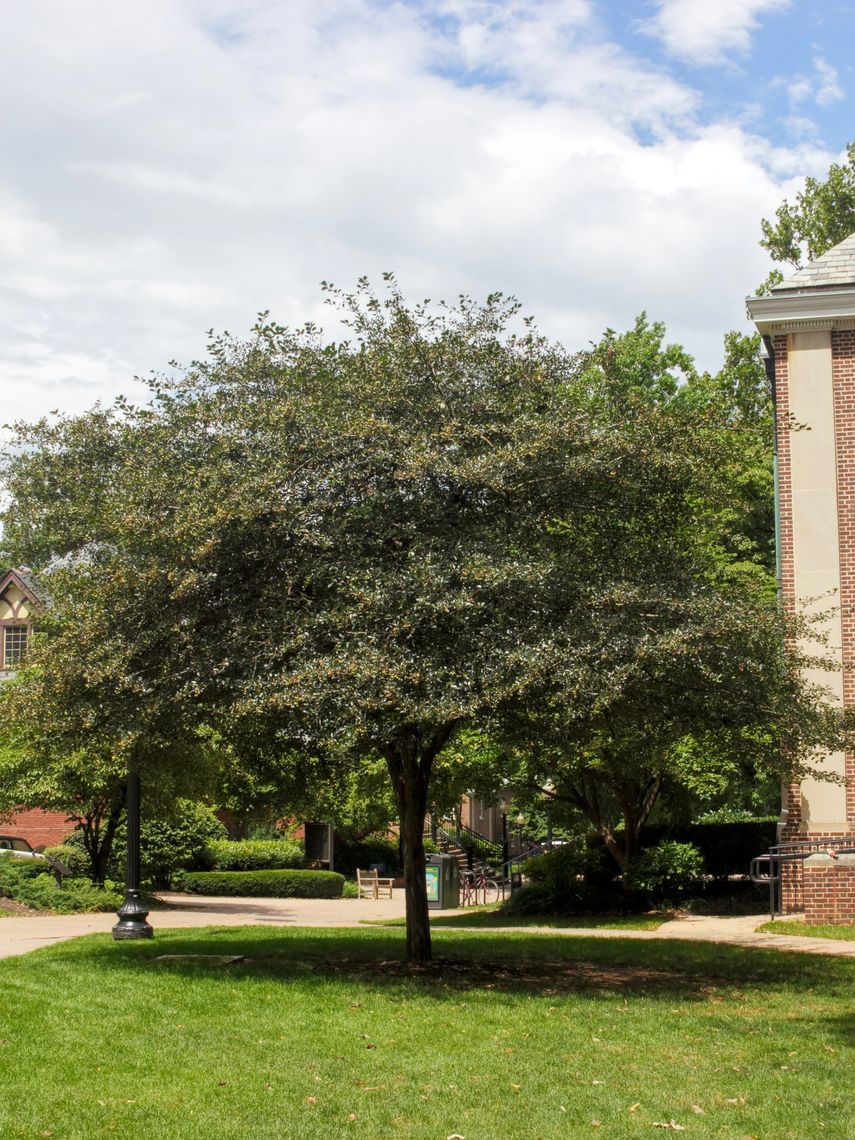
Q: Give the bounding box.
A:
[0,895,43,916]
[309,956,691,992]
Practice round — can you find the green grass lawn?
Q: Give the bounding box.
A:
[1,926,853,1139]
[372,907,664,931]
[760,919,855,941]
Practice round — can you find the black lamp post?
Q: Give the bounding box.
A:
[112,759,153,940]
[514,811,525,856]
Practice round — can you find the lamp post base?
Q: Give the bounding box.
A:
[112,889,154,940]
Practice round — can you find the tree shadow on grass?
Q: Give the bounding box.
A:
[42,925,855,1006]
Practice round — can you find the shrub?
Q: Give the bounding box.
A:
[138,801,227,887]
[332,835,401,878]
[0,855,122,913]
[629,840,704,900]
[59,800,229,887]
[178,869,345,898]
[588,818,778,882]
[207,839,304,872]
[56,830,121,884]
[501,841,605,915]
[43,843,90,878]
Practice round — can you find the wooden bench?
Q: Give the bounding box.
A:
[356,867,394,899]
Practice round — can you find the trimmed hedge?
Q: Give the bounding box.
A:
[207,839,304,872]
[178,869,345,898]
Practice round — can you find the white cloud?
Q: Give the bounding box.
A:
[644,0,790,66]
[0,0,839,430]
[814,57,844,107]
[787,56,844,108]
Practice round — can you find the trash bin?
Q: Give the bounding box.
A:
[426,853,460,909]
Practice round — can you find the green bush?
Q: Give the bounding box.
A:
[138,801,228,887]
[629,840,704,900]
[55,830,120,883]
[207,838,304,872]
[332,835,400,878]
[0,855,122,913]
[59,801,229,887]
[178,869,345,898]
[501,841,605,915]
[43,843,90,878]
[588,818,778,884]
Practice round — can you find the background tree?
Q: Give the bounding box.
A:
[759,140,855,288]
[499,317,841,870]
[0,577,218,884]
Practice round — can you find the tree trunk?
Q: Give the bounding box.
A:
[385,731,432,962]
[384,720,460,963]
[81,791,124,886]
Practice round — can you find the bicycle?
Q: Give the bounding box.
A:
[460,864,501,906]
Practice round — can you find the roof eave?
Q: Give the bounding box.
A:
[746,286,855,337]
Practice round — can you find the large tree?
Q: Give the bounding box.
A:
[4,282,843,957]
[500,317,846,871]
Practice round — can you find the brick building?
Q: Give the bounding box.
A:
[0,568,71,847]
[747,234,855,921]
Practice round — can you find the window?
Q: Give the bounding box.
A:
[3,626,28,668]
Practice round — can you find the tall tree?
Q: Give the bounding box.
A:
[759,140,855,287]
[2,280,759,961]
[0,571,219,884]
[6,284,844,955]
[501,318,843,869]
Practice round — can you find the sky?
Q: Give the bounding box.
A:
[2,0,854,426]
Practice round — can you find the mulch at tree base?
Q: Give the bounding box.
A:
[0,895,43,916]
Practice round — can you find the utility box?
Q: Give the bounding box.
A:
[426,853,459,910]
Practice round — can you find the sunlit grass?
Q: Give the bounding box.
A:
[371,906,664,931]
[760,919,855,941]
[0,926,852,1139]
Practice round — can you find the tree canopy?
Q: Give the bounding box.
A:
[2,279,847,956]
[759,140,855,288]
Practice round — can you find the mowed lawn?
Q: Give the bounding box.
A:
[0,927,852,1139]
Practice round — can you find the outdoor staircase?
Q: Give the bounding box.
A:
[425,815,505,877]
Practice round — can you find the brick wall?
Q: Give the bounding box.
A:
[775,332,855,916]
[803,853,855,924]
[0,807,73,849]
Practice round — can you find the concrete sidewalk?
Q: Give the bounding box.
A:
[2,893,855,960]
[0,892,409,959]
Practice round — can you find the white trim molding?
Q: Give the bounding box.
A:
[747,287,855,336]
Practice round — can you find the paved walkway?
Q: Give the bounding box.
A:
[1,894,854,960]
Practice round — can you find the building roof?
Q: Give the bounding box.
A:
[0,568,45,606]
[772,232,855,292]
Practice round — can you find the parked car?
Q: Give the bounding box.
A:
[0,836,45,860]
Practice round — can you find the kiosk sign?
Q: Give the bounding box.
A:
[425,864,440,903]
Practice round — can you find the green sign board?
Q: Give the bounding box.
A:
[425,864,440,903]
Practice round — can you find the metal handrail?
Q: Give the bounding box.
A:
[430,814,504,859]
[749,839,855,921]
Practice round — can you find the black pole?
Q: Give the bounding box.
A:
[112,759,153,940]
